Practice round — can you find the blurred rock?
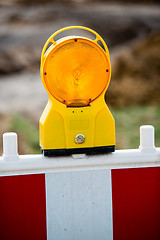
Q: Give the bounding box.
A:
[0,0,160,6]
[107,33,160,106]
[0,2,159,112]
[0,3,159,74]
[0,46,40,74]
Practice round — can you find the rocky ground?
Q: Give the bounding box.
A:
[0,2,159,113]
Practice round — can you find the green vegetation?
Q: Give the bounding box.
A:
[10,115,41,154]
[112,106,160,149]
[8,106,160,154]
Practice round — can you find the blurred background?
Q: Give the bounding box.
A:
[0,0,160,154]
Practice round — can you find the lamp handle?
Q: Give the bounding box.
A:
[41,26,109,65]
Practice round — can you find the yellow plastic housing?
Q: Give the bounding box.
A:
[40,26,115,153]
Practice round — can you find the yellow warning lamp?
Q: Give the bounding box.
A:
[40,26,115,156]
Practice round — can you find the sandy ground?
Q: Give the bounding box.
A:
[0,72,48,118]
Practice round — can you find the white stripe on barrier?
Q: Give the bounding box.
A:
[46,170,113,240]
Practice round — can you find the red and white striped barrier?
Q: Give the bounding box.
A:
[0,125,160,240]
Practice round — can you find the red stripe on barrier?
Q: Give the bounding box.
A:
[0,174,47,240]
[112,167,160,240]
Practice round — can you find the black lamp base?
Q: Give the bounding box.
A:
[41,145,115,157]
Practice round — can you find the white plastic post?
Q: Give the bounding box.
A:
[139,125,155,151]
[3,132,18,160]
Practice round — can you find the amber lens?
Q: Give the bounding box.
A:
[43,38,110,106]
